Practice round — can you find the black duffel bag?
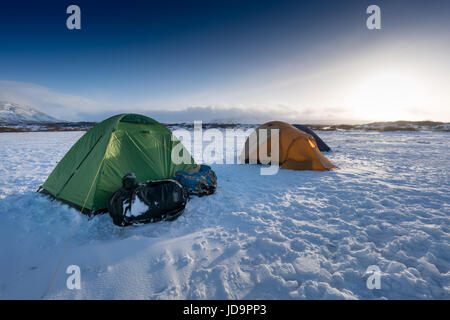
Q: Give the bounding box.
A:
[108,173,189,226]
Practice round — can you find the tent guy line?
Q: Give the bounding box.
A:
[43,147,107,298]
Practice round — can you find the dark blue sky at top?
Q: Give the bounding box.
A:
[0,0,449,116]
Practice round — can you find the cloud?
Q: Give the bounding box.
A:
[72,105,356,124]
[139,106,307,124]
[0,80,356,123]
[0,80,107,121]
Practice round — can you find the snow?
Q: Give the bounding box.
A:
[0,101,58,123]
[0,130,449,299]
[125,196,150,218]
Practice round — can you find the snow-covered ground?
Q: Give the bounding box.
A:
[0,130,449,299]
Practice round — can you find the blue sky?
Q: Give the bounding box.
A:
[0,0,449,122]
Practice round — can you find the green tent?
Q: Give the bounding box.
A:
[41,114,197,213]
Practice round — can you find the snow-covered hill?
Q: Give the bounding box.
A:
[0,102,58,124]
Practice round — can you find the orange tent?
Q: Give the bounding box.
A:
[239,121,335,171]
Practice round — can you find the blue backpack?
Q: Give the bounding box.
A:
[174,165,217,196]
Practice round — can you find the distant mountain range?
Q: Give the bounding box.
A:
[0,101,448,132]
[0,101,59,123]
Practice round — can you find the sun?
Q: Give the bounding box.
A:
[347,71,429,122]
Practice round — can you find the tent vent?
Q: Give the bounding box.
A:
[120,114,155,124]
